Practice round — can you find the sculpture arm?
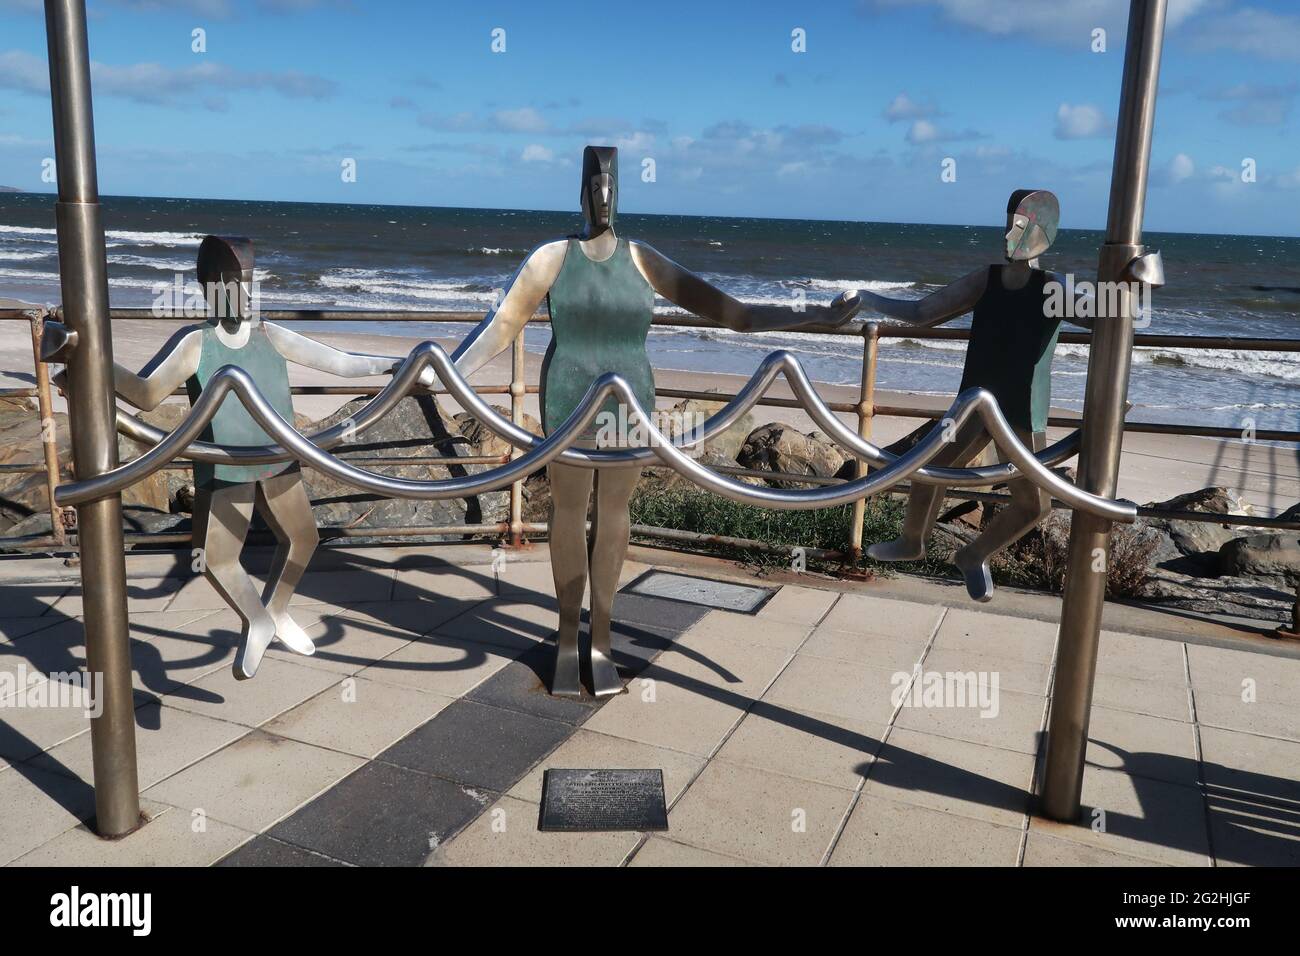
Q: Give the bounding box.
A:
[849,266,988,328]
[1046,271,1096,330]
[264,323,412,377]
[629,241,859,333]
[112,327,203,411]
[452,240,568,377]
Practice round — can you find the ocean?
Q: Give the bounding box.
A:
[2,194,1298,433]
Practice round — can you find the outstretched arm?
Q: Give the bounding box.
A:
[629,241,859,333]
[1045,271,1095,330]
[849,266,988,328]
[112,326,203,410]
[452,240,568,377]
[264,323,417,377]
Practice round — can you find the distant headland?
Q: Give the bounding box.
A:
[0,186,25,194]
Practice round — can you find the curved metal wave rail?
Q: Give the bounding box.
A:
[59,350,1135,523]
[114,340,1081,489]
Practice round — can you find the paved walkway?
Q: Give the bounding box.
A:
[1,544,1297,866]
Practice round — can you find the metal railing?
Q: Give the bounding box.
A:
[1,305,1298,557]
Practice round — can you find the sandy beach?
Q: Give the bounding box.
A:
[2,299,1296,516]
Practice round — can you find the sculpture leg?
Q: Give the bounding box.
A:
[953,429,1051,602]
[587,465,639,697]
[193,482,277,680]
[547,462,594,697]
[866,420,990,562]
[255,469,318,657]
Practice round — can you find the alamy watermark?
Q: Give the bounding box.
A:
[1044,273,1154,327]
[0,666,103,718]
[891,667,1000,718]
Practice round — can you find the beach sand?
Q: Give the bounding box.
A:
[2,302,1295,516]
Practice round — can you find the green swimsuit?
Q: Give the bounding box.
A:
[540,238,656,441]
[185,322,299,489]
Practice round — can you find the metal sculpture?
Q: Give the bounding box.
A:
[102,236,430,679]
[851,190,1162,602]
[452,145,858,697]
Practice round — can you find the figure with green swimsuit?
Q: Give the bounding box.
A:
[847,190,1094,603]
[111,236,433,679]
[454,146,858,696]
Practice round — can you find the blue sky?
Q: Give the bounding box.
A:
[1,0,1298,235]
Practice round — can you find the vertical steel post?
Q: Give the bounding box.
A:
[507,328,527,548]
[1041,0,1167,822]
[849,322,879,559]
[44,0,141,836]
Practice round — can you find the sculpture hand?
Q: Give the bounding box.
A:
[828,290,862,327]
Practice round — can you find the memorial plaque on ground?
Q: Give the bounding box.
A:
[538,769,669,832]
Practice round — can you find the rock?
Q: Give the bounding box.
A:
[1142,486,1256,560]
[0,506,184,551]
[1141,565,1294,623]
[301,394,509,543]
[451,405,543,464]
[737,423,848,488]
[660,396,755,463]
[1219,533,1300,583]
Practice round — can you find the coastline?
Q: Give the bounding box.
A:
[0,307,1294,516]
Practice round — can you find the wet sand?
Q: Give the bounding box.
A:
[1,302,1295,516]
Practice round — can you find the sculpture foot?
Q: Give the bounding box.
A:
[273,611,316,657]
[234,616,278,680]
[590,650,623,698]
[551,640,582,698]
[954,549,994,603]
[866,539,926,562]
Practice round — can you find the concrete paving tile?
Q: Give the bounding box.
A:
[1199,726,1300,865]
[270,761,490,867]
[144,729,364,832]
[799,626,928,671]
[163,575,235,612]
[666,760,855,866]
[1028,765,1210,866]
[1200,725,1300,803]
[1207,803,1300,867]
[160,657,343,728]
[266,609,423,676]
[1095,630,1188,684]
[679,609,810,654]
[431,597,557,652]
[933,608,1056,664]
[763,654,903,728]
[818,593,944,641]
[289,569,395,606]
[1090,670,1191,721]
[755,584,838,627]
[465,645,602,724]
[430,794,639,867]
[865,727,1034,828]
[392,562,499,603]
[610,591,711,632]
[0,690,93,764]
[650,631,792,697]
[1085,705,1199,787]
[492,558,556,600]
[1194,691,1300,743]
[50,577,185,616]
[1187,642,1300,705]
[508,729,705,807]
[714,703,877,791]
[12,801,252,867]
[380,698,571,790]
[263,677,452,759]
[356,634,515,697]
[628,835,754,866]
[830,793,1022,866]
[1022,830,1170,867]
[922,644,1052,697]
[0,583,69,620]
[0,615,67,644]
[31,702,247,790]
[129,632,235,701]
[217,833,347,866]
[0,764,95,866]
[892,683,1046,755]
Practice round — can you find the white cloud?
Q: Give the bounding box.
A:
[883,92,939,122]
[493,107,548,134]
[1053,103,1112,140]
[868,0,1211,45]
[1168,153,1196,183]
[907,119,940,144]
[520,144,554,163]
[1185,6,1300,62]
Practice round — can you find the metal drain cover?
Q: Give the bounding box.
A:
[622,570,776,614]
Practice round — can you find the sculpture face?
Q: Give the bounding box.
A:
[197,235,256,322]
[1004,190,1060,261]
[579,145,618,235]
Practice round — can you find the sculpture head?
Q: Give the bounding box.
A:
[197,235,256,323]
[1004,190,1059,261]
[579,145,618,236]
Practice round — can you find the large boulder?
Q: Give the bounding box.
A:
[737,423,849,488]
[1136,486,1257,576]
[300,394,509,543]
[1219,533,1300,583]
[451,404,543,463]
[659,396,755,463]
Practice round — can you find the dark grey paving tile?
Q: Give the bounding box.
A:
[217,834,347,867]
[466,645,601,724]
[609,618,677,674]
[379,698,571,790]
[268,762,489,867]
[611,591,711,632]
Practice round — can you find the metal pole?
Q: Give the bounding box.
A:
[507,328,527,548]
[1041,0,1167,822]
[43,0,141,836]
[849,322,879,559]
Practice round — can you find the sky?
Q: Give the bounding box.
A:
[1,0,1298,236]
